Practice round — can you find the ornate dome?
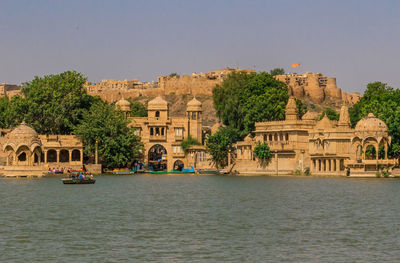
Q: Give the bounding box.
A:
[4,122,41,151]
[8,122,38,139]
[302,111,319,121]
[355,113,388,134]
[115,98,131,112]
[187,97,202,111]
[148,96,168,110]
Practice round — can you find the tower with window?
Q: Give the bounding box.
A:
[186,97,203,142]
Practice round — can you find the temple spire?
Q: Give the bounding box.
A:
[285,97,298,120]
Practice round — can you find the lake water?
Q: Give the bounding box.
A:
[1,175,400,262]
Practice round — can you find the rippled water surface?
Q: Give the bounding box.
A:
[1,175,400,262]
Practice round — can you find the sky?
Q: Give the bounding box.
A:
[1,0,400,94]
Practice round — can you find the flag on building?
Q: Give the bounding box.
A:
[291,63,301,68]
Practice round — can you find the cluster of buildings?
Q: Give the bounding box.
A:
[0,94,396,178]
[118,96,395,177]
[0,68,396,178]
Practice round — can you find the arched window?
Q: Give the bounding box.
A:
[274,133,278,141]
[150,127,154,136]
[269,134,272,141]
[285,133,289,141]
[18,152,26,162]
[47,149,57,163]
[72,150,81,161]
[155,111,160,118]
[60,150,69,162]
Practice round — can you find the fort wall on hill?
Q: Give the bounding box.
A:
[275,72,361,105]
[87,70,361,106]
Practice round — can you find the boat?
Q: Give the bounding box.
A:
[62,171,95,184]
[112,168,136,175]
[62,178,96,184]
[148,170,168,174]
[170,170,195,174]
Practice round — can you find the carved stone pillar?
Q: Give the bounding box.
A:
[56,150,60,163]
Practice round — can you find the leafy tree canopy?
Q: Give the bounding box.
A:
[205,127,241,168]
[213,71,306,136]
[74,100,143,168]
[181,135,201,153]
[21,71,95,134]
[253,142,272,161]
[126,98,147,117]
[269,68,285,76]
[318,108,340,121]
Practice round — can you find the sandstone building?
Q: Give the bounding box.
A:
[0,122,84,177]
[126,96,209,171]
[0,83,22,98]
[234,97,396,176]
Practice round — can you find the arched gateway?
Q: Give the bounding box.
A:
[148,144,167,171]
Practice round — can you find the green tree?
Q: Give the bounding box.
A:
[318,108,340,121]
[213,71,297,135]
[205,127,241,168]
[21,71,94,134]
[295,98,307,119]
[349,81,400,158]
[74,100,143,168]
[169,72,179,77]
[253,142,272,167]
[126,98,147,117]
[180,135,201,153]
[269,68,285,76]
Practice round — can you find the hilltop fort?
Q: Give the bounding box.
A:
[82,69,361,106]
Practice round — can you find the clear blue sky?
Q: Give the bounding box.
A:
[1,0,399,93]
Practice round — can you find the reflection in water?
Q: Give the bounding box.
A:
[0,176,399,262]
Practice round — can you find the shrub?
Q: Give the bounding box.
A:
[294,169,302,175]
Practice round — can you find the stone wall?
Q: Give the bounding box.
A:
[88,68,256,103]
[275,73,360,105]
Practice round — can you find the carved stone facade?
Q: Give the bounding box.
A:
[0,122,84,177]
[234,97,396,176]
[127,96,209,171]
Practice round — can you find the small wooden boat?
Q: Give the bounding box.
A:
[62,178,96,184]
[170,170,195,174]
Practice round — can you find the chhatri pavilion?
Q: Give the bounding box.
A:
[0,122,83,178]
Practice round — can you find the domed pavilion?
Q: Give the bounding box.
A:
[0,122,84,178]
